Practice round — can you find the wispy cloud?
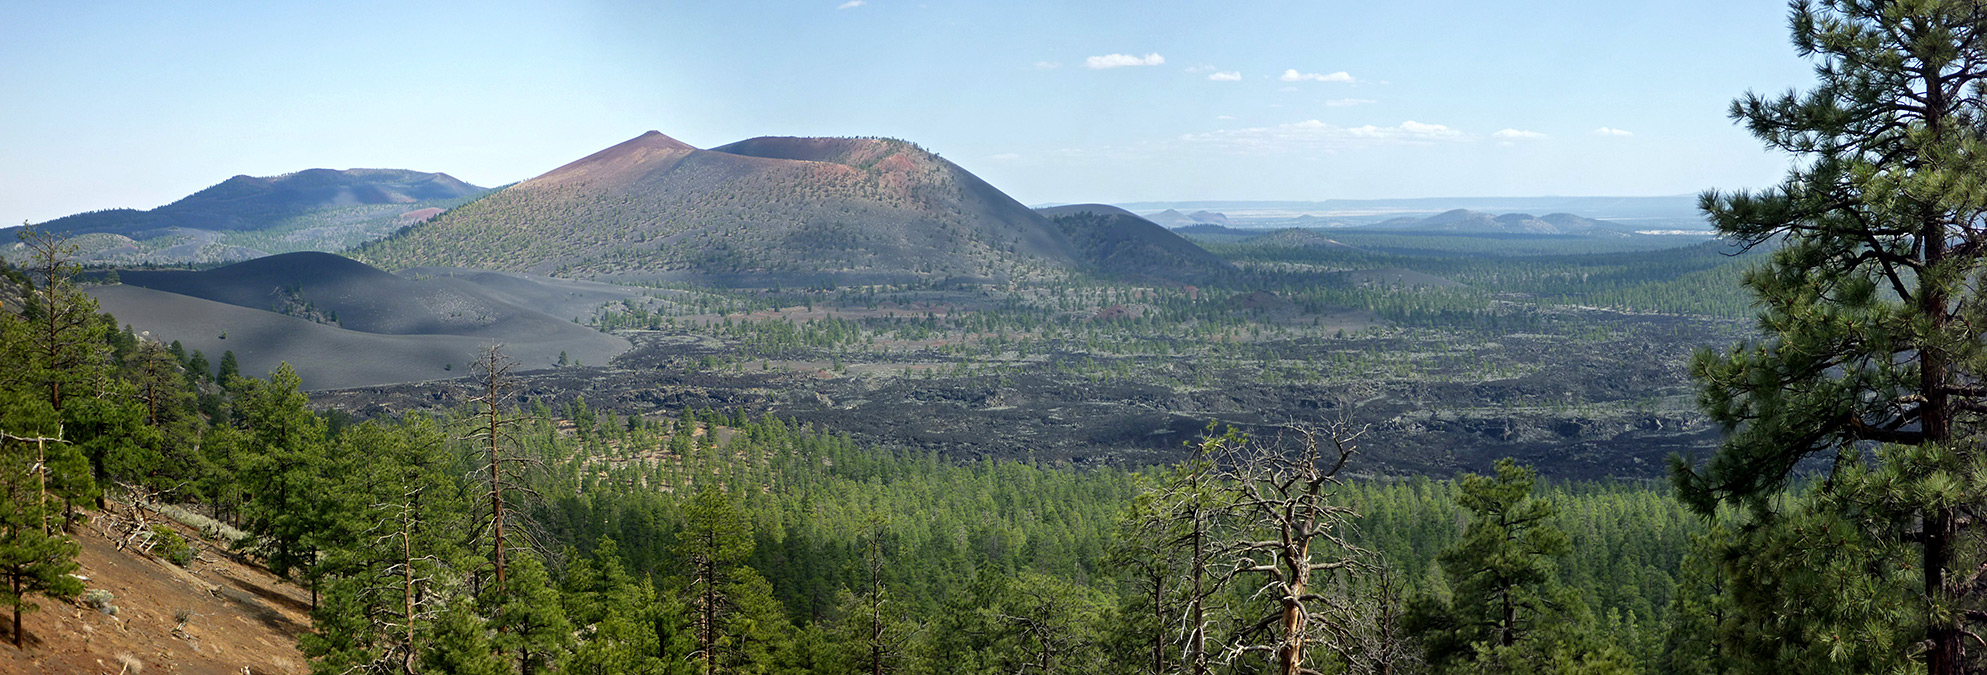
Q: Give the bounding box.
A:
[1280,69,1355,83]
[1033,61,1061,70]
[1592,126,1634,136]
[837,0,864,8]
[1181,119,1465,154]
[1086,53,1165,69]
[1493,128,1547,140]
[1324,98,1376,107]
[989,153,1021,161]
[1208,71,1242,81]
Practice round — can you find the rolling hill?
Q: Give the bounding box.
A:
[93,252,630,390]
[8,169,489,265]
[354,132,1212,286]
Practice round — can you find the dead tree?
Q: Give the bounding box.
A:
[1212,422,1371,675]
[465,344,534,590]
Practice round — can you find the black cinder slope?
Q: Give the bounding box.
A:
[96,252,629,389]
[113,251,622,343]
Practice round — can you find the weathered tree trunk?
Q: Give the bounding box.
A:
[11,573,21,648]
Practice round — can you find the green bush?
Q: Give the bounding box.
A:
[152,526,195,567]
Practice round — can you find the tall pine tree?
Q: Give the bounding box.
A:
[1679,2,1987,671]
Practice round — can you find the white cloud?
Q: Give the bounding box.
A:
[1181,119,1466,154]
[1592,126,1634,136]
[1216,115,1236,120]
[1280,69,1355,83]
[1324,98,1376,107]
[1033,61,1061,70]
[1208,71,1242,81]
[837,0,864,8]
[1086,53,1165,69]
[1492,128,1547,140]
[990,153,1021,161]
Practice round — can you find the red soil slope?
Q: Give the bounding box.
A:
[0,513,310,675]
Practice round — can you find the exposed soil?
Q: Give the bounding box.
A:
[0,513,310,675]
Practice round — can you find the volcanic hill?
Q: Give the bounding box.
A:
[354,132,1213,285]
[1034,204,1234,281]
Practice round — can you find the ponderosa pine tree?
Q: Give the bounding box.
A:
[829,521,920,675]
[676,484,757,675]
[486,553,572,675]
[1109,487,1184,675]
[1406,459,1600,672]
[0,383,86,649]
[1678,2,1987,671]
[0,428,83,649]
[232,364,339,607]
[301,418,467,675]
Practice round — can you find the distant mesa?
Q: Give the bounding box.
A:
[1373,209,1633,237]
[358,131,1225,285]
[1143,209,1234,229]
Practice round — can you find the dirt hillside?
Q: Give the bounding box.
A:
[0,509,310,675]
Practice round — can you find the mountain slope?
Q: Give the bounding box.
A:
[1035,204,1234,281]
[1,509,310,675]
[354,132,1083,286]
[8,169,489,265]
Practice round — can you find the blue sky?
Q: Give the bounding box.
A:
[2,0,1812,224]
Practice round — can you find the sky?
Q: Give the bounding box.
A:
[0,0,1815,225]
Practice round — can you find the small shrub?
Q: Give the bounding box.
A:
[84,589,117,615]
[152,527,194,567]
